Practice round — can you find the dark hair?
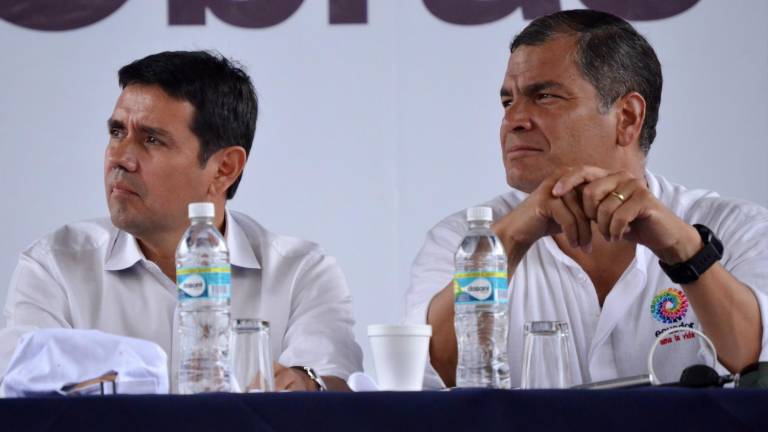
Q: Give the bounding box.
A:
[510,10,662,154]
[118,50,257,199]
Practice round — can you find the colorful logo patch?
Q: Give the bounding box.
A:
[650,288,689,324]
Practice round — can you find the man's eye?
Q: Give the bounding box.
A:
[501,99,513,108]
[537,93,556,100]
[146,135,160,145]
[109,128,123,138]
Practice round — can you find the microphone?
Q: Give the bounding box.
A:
[664,364,734,388]
[573,365,735,390]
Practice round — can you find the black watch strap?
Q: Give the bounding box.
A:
[659,224,723,284]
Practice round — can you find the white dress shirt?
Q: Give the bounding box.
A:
[406,171,768,388]
[1,209,363,388]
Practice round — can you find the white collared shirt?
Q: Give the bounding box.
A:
[406,171,768,388]
[0,210,363,386]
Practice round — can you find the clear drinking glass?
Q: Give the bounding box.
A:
[231,319,275,392]
[520,321,572,389]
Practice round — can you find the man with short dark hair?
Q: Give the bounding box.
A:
[1,51,362,392]
[407,10,768,388]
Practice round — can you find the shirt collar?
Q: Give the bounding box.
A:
[104,227,145,271]
[644,168,661,201]
[225,208,261,269]
[104,208,261,271]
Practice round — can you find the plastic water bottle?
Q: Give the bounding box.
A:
[176,202,232,394]
[454,206,510,388]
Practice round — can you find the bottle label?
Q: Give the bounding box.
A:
[453,271,508,305]
[177,266,231,301]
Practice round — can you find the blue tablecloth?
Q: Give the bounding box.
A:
[2,388,766,431]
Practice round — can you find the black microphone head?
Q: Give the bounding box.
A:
[679,364,721,388]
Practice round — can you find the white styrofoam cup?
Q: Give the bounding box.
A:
[367,324,432,391]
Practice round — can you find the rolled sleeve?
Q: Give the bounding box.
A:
[278,252,363,380]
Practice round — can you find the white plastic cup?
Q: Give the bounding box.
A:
[367,324,432,391]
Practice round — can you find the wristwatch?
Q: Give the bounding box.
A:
[291,366,327,391]
[658,224,723,284]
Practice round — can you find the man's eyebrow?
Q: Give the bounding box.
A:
[138,124,172,138]
[106,119,172,138]
[523,81,564,96]
[500,81,564,98]
[107,118,124,130]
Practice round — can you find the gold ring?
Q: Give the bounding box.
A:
[611,191,626,203]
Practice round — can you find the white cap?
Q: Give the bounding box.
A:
[188,202,215,219]
[466,206,493,222]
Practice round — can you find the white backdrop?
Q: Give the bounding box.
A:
[1,0,766,375]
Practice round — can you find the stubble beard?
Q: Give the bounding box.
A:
[107,198,166,241]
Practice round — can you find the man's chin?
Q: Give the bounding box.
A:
[109,209,144,236]
[504,160,553,193]
[506,173,543,194]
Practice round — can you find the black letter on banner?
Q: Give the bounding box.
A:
[169,0,207,25]
[329,0,367,24]
[169,0,304,28]
[423,0,560,25]
[0,0,127,31]
[580,0,700,21]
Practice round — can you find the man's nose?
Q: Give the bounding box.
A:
[105,135,138,172]
[503,100,533,132]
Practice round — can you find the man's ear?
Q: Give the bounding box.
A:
[615,91,646,149]
[207,146,247,198]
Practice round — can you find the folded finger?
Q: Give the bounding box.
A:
[561,191,592,250]
[581,172,634,219]
[549,200,581,248]
[274,368,294,391]
[552,166,610,196]
[609,198,643,241]
[596,188,633,241]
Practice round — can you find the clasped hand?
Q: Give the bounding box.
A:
[495,166,700,262]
